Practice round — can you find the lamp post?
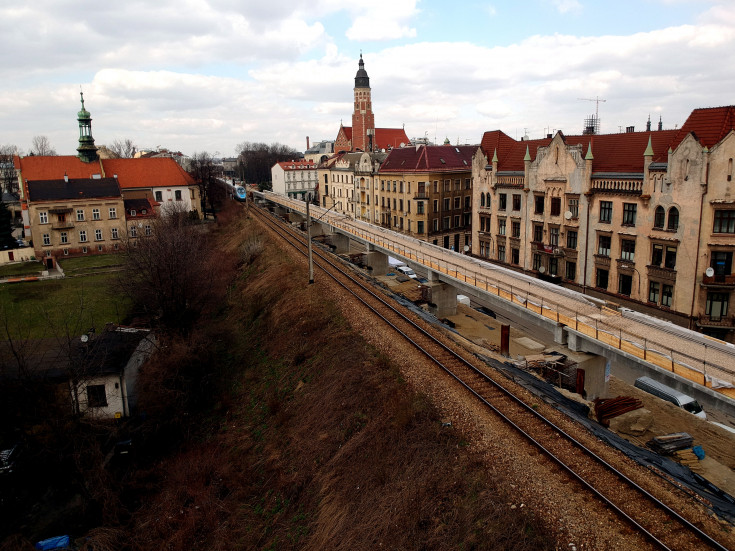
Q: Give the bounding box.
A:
[306,193,314,284]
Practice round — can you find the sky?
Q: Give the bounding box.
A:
[1,0,734,158]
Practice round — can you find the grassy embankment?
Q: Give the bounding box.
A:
[123,209,555,550]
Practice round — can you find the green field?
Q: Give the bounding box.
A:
[0,272,131,339]
[0,261,46,279]
[58,254,125,276]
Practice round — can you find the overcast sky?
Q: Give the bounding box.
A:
[2,0,734,157]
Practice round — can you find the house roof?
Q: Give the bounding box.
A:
[27,177,120,202]
[380,144,475,174]
[479,106,735,174]
[103,157,195,189]
[275,160,317,171]
[338,127,410,151]
[124,198,157,218]
[16,155,194,192]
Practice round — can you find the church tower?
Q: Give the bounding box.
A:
[351,54,375,152]
[76,91,99,163]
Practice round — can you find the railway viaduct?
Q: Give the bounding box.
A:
[253,191,735,418]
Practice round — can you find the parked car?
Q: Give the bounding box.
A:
[634,376,706,419]
[396,266,418,279]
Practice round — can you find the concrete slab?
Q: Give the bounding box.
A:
[513,337,545,351]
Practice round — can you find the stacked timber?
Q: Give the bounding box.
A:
[593,396,643,427]
[646,433,694,455]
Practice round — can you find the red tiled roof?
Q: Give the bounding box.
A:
[669,106,735,151]
[276,160,316,171]
[338,127,409,151]
[103,158,194,189]
[16,155,105,180]
[16,155,194,190]
[380,144,475,173]
[480,106,735,174]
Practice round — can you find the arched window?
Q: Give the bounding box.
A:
[480,193,485,207]
[728,158,733,182]
[654,206,665,229]
[667,207,679,231]
[485,192,491,207]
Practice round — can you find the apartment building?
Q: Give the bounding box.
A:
[472,106,735,341]
[378,144,475,250]
[317,151,386,220]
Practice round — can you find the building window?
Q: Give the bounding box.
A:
[661,284,673,307]
[130,226,137,238]
[464,195,470,210]
[596,268,609,289]
[82,246,88,254]
[598,235,611,256]
[76,209,85,221]
[498,245,506,262]
[549,227,559,246]
[499,194,507,211]
[620,239,635,261]
[109,207,117,219]
[622,203,637,226]
[92,208,100,220]
[60,232,68,244]
[95,229,102,241]
[511,221,521,238]
[549,257,559,276]
[654,206,665,229]
[566,230,577,249]
[711,251,733,276]
[667,207,679,231]
[42,233,50,246]
[97,245,103,252]
[453,215,460,228]
[533,224,543,243]
[175,190,182,201]
[565,261,576,280]
[86,384,107,408]
[512,194,521,211]
[599,201,612,223]
[480,194,485,207]
[665,246,677,270]
[706,292,728,320]
[498,218,506,236]
[618,273,633,296]
[568,198,579,218]
[649,281,660,303]
[651,244,663,266]
[550,197,561,216]
[534,195,544,214]
[485,192,491,208]
[111,228,119,240]
[39,211,48,224]
[130,209,136,217]
[511,248,519,265]
[443,197,450,211]
[713,210,735,233]
[533,254,541,271]
[79,230,87,242]
[417,221,424,234]
[63,249,69,256]
[417,202,424,214]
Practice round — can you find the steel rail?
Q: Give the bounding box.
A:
[251,204,730,551]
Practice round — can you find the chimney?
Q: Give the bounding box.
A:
[626,126,635,133]
[306,136,310,150]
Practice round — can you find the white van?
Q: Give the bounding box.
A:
[396,266,418,279]
[634,376,707,419]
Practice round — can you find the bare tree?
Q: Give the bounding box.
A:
[30,135,57,156]
[188,152,223,219]
[0,145,19,194]
[108,139,137,159]
[235,141,300,190]
[117,205,220,331]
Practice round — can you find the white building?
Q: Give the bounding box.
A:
[271,160,318,201]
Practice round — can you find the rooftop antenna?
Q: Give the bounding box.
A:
[578,96,606,135]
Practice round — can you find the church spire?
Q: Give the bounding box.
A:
[77,91,99,163]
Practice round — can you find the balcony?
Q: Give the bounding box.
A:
[590,176,643,195]
[647,264,677,282]
[51,221,75,230]
[701,272,735,287]
[695,315,735,329]
[414,191,429,200]
[533,242,563,255]
[594,254,611,267]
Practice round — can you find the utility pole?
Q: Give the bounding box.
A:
[306,194,314,284]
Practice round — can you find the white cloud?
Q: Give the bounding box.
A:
[345,0,420,41]
[550,0,583,14]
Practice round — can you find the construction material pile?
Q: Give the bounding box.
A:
[592,396,643,426]
[646,432,694,455]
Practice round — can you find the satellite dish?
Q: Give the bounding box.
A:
[463,245,470,252]
[538,266,546,273]
[564,211,573,220]
[705,267,715,277]
[80,334,89,343]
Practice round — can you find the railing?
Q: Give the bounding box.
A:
[590,178,643,194]
[260,192,735,398]
[496,175,524,187]
[702,272,735,286]
[51,221,75,229]
[647,265,677,282]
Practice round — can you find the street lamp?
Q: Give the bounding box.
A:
[620,263,641,296]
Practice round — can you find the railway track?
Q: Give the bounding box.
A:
[250,203,731,551]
